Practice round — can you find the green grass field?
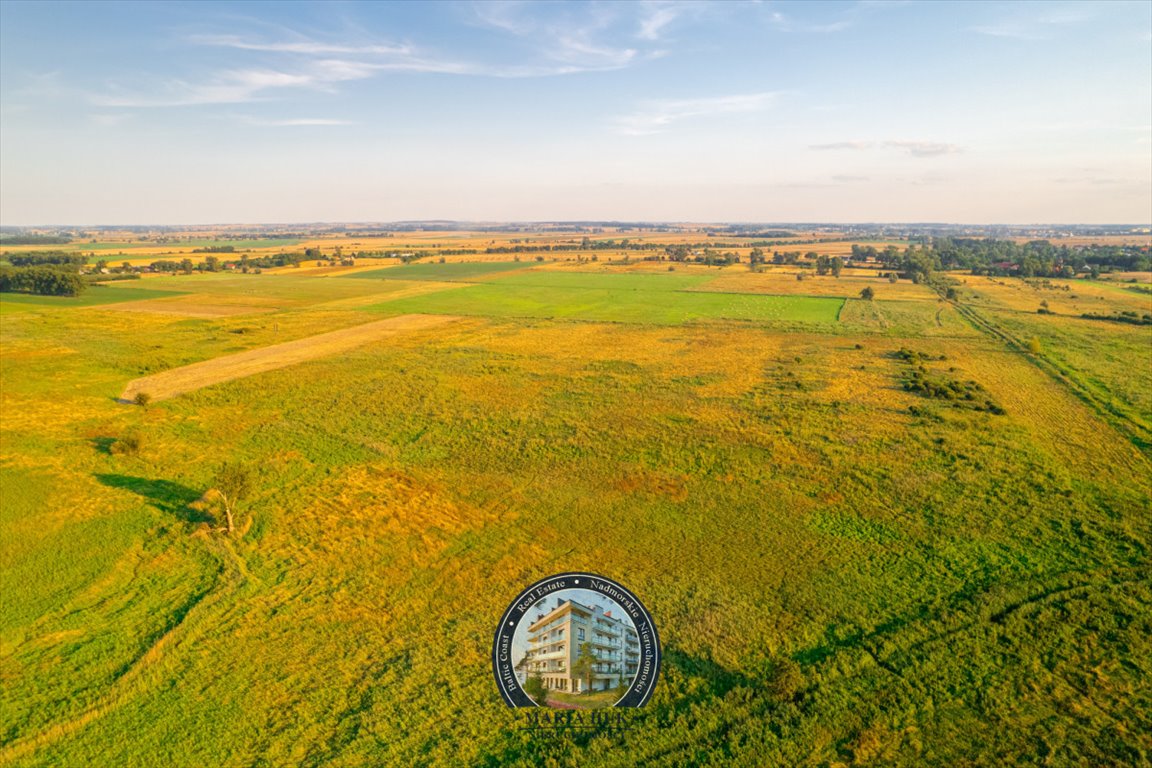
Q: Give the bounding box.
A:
[0,285,188,313]
[1,263,1149,767]
[367,281,844,326]
[481,270,714,291]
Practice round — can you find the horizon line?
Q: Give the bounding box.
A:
[3,220,1150,229]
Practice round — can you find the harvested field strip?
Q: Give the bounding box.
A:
[118,314,459,402]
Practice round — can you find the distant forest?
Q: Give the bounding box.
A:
[855,238,1150,278]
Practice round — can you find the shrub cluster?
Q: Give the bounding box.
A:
[903,366,1004,414]
[1081,311,1152,326]
[896,349,1004,414]
[895,347,946,363]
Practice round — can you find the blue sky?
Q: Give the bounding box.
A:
[1,0,1149,224]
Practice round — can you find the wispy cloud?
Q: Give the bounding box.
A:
[767,11,852,34]
[972,6,1093,40]
[91,63,373,108]
[1052,176,1127,186]
[636,1,710,40]
[765,0,906,35]
[613,92,778,136]
[240,117,354,127]
[638,3,682,40]
[471,1,639,71]
[810,140,874,151]
[93,5,680,110]
[885,140,964,157]
[188,34,411,56]
[809,140,963,157]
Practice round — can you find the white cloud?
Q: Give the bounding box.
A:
[971,24,1044,40]
[636,1,710,40]
[972,6,1093,40]
[884,140,963,157]
[809,140,874,151]
[188,34,412,56]
[809,140,963,157]
[240,117,354,127]
[613,92,778,135]
[471,1,638,72]
[88,1,725,110]
[638,3,682,40]
[191,24,638,79]
[91,57,384,108]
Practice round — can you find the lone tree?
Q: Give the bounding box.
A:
[571,642,598,694]
[212,462,253,534]
[523,674,548,705]
[860,287,875,300]
[133,391,152,407]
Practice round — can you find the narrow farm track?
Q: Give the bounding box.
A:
[119,313,460,402]
[951,298,1152,456]
[0,537,251,765]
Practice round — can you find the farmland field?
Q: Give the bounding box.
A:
[346,261,531,281]
[1,237,1150,767]
[0,238,302,253]
[0,285,189,313]
[367,280,844,326]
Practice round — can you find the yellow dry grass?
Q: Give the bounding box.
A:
[119,314,460,403]
[1104,271,1152,284]
[694,268,937,300]
[1009,236,1151,247]
[98,300,275,317]
[956,346,1148,479]
[962,275,1152,315]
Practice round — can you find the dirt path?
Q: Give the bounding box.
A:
[119,313,459,403]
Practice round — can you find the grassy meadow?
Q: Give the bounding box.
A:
[1,243,1150,767]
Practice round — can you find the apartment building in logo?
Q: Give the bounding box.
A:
[522,597,641,693]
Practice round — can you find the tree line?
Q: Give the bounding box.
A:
[6,251,87,267]
[853,239,1149,278]
[0,265,87,296]
[0,251,90,296]
[0,235,72,246]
